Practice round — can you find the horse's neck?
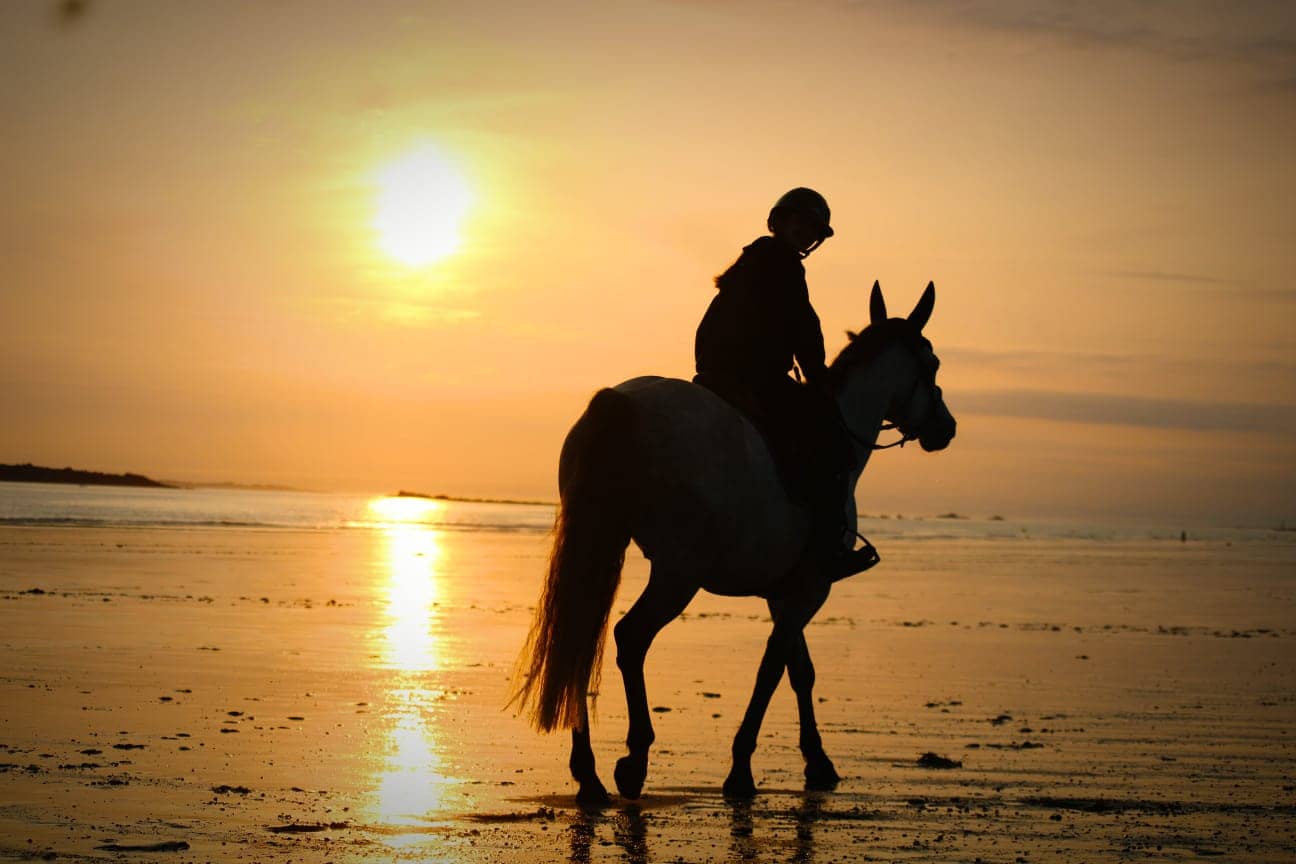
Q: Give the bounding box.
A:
[835,347,909,487]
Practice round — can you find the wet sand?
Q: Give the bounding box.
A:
[1,524,1294,862]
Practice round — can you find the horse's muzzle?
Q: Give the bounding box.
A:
[918,417,956,452]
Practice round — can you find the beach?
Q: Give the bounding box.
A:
[1,492,1294,862]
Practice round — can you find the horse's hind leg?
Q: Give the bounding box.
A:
[570,695,611,806]
[612,572,697,799]
[787,632,840,790]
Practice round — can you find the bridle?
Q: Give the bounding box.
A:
[829,331,943,572]
[836,332,941,454]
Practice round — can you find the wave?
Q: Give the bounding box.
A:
[4,515,1268,544]
[0,517,275,529]
[0,515,552,534]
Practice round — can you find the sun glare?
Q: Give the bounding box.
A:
[368,494,443,525]
[372,144,474,268]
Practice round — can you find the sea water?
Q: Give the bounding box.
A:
[0,482,555,535]
[0,480,1286,546]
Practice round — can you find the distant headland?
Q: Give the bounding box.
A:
[0,463,174,489]
[395,490,555,507]
[0,465,550,503]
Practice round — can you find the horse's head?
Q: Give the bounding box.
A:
[831,281,957,452]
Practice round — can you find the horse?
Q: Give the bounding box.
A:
[512,281,957,804]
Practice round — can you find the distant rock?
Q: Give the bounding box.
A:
[95,841,190,852]
[916,752,962,769]
[0,462,173,489]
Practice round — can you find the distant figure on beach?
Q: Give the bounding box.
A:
[694,187,865,585]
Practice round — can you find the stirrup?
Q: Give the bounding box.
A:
[829,538,880,582]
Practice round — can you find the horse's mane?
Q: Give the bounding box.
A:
[827,318,922,389]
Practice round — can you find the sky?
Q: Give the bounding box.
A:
[2,0,1293,525]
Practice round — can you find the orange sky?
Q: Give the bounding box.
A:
[2,1,1293,524]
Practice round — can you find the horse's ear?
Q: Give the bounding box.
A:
[845,329,859,341]
[869,280,886,325]
[908,281,935,331]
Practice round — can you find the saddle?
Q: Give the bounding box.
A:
[694,372,880,588]
[692,372,817,502]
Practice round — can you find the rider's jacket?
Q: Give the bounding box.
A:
[694,236,827,388]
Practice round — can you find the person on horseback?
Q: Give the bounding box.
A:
[694,187,871,587]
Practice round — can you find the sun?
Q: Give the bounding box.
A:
[372,143,474,268]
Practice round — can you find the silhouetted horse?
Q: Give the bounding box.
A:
[513,282,956,803]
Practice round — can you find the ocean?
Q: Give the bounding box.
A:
[0,481,556,535]
[0,480,1287,546]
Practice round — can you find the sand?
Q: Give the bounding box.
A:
[1,524,1294,862]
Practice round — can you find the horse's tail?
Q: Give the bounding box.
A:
[511,387,639,733]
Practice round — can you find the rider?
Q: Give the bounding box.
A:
[694,187,871,587]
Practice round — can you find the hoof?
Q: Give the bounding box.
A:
[614,755,647,800]
[722,766,757,799]
[804,756,840,791]
[576,776,612,808]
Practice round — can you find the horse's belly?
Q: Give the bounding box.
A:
[635,525,800,598]
[633,551,779,597]
[701,571,779,598]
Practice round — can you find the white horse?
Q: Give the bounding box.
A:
[513,281,956,803]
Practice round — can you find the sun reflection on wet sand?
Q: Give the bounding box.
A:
[366,496,458,832]
[375,689,448,830]
[380,523,442,673]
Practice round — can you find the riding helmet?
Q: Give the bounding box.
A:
[768,187,834,239]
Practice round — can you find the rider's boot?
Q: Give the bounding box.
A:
[809,472,879,584]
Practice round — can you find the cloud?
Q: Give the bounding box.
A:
[1101,269,1244,287]
[1098,270,1296,302]
[957,388,1296,434]
[861,0,1296,91]
[943,346,1140,372]
[939,347,1189,387]
[312,296,482,327]
[943,346,1296,380]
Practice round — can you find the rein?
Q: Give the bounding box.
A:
[836,410,912,451]
[870,423,913,450]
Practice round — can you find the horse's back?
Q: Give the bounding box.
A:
[601,376,804,593]
[611,376,757,482]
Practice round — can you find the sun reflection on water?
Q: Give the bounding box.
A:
[367,496,457,831]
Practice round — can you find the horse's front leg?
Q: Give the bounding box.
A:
[787,632,840,790]
[724,584,829,798]
[722,622,794,797]
[613,574,697,799]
